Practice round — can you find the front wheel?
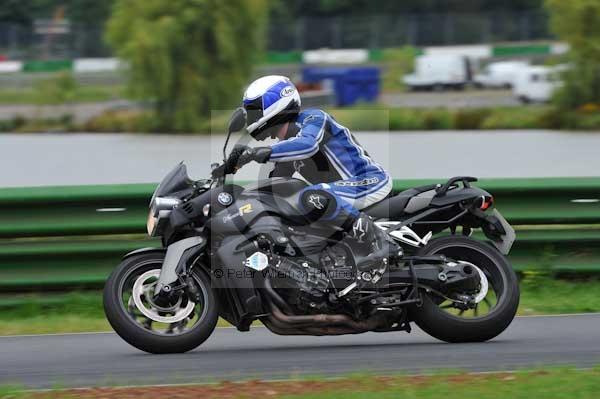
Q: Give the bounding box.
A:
[103,252,218,354]
[411,236,519,343]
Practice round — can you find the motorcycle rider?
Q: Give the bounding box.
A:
[225,75,399,272]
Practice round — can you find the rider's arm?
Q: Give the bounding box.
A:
[269,111,327,162]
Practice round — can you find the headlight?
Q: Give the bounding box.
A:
[147,197,180,237]
[146,210,157,236]
[151,197,181,216]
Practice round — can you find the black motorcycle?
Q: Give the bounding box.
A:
[104,108,519,354]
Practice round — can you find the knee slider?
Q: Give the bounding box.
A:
[300,189,337,221]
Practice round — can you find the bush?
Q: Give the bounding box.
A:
[481,107,547,130]
[538,107,578,130]
[2,105,598,134]
[389,109,426,130]
[7,115,74,133]
[0,115,26,132]
[325,105,600,132]
[82,110,158,133]
[452,109,491,129]
[546,0,600,110]
[421,109,453,130]
[573,112,600,130]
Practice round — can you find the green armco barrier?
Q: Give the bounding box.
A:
[0,177,599,289]
[265,51,303,64]
[492,44,551,57]
[22,59,73,73]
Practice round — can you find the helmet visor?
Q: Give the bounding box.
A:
[244,97,263,129]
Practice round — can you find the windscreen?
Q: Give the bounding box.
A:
[150,162,193,204]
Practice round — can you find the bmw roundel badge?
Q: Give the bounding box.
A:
[217,192,233,206]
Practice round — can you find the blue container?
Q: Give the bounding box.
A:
[302,67,380,106]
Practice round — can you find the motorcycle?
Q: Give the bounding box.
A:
[104,108,519,354]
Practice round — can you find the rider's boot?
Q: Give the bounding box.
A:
[346,212,401,272]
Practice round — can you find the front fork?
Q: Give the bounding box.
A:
[154,236,206,295]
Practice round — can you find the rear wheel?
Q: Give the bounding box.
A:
[411,236,519,342]
[103,252,218,354]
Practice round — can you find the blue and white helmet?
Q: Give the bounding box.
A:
[243,75,301,140]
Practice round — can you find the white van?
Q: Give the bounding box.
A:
[512,65,566,103]
[474,61,529,89]
[403,54,472,91]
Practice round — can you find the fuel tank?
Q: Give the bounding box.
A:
[210,178,309,235]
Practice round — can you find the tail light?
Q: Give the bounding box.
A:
[480,195,494,210]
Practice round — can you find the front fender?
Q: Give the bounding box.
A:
[122,247,166,260]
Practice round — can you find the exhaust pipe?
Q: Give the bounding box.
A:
[261,277,393,336]
[261,317,358,336]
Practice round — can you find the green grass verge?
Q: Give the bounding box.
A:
[0,291,232,335]
[1,277,599,336]
[281,368,600,399]
[1,368,599,398]
[0,85,125,105]
[518,276,600,315]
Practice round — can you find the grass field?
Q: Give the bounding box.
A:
[1,368,599,398]
[1,277,599,336]
[0,85,124,105]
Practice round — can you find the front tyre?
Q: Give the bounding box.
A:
[103,252,218,354]
[411,236,519,343]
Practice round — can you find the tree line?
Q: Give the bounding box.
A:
[1,0,545,26]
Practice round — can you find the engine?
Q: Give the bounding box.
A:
[269,245,356,313]
[270,257,329,312]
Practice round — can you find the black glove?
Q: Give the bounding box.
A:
[212,145,272,179]
[235,145,272,167]
[211,146,244,178]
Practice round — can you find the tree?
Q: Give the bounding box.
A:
[545,0,600,109]
[106,0,269,132]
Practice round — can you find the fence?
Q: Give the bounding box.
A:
[269,12,553,51]
[0,12,554,61]
[0,177,599,291]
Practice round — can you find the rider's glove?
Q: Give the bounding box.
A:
[235,145,272,167]
[213,145,272,178]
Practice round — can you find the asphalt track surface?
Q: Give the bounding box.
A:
[1,314,599,389]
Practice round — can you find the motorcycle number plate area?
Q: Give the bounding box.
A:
[491,209,515,255]
[245,252,269,271]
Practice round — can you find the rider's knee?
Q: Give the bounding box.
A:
[299,188,339,222]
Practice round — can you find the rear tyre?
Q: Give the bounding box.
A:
[411,236,519,343]
[103,252,218,354]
